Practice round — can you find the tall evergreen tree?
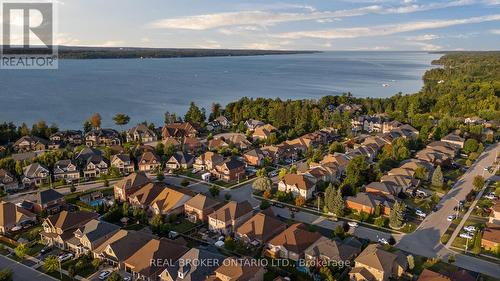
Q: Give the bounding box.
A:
[432,165,444,187]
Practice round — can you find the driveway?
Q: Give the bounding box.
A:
[0,255,56,281]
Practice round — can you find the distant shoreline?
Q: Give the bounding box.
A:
[52,46,320,59]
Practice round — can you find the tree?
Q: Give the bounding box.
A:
[330,187,345,217]
[14,161,22,177]
[260,200,270,210]
[391,137,411,162]
[256,168,266,178]
[463,139,479,154]
[150,214,164,233]
[252,177,272,192]
[333,224,345,239]
[472,231,482,254]
[89,113,102,129]
[14,243,28,259]
[156,169,165,182]
[107,272,124,281]
[209,185,220,197]
[295,196,305,207]
[389,201,405,228]
[184,102,205,124]
[0,269,12,281]
[278,168,288,180]
[43,255,60,273]
[122,202,130,217]
[343,156,369,193]
[414,166,427,180]
[328,141,345,154]
[431,165,444,187]
[112,113,130,131]
[473,175,485,191]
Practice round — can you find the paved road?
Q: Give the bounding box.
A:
[0,255,56,281]
[396,142,500,277]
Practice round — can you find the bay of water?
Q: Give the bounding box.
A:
[0,51,440,129]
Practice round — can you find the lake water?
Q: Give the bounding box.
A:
[0,51,440,129]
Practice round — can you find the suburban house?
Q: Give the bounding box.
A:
[320,153,350,176]
[149,187,194,216]
[226,134,252,150]
[265,223,322,261]
[215,115,231,127]
[417,268,478,281]
[380,175,419,192]
[244,119,265,131]
[193,151,224,171]
[184,194,221,223]
[40,211,99,250]
[415,149,452,166]
[94,230,153,269]
[441,132,465,149]
[159,248,225,281]
[50,130,83,146]
[481,223,500,252]
[349,244,407,281]
[53,159,81,182]
[114,172,151,202]
[82,154,109,178]
[22,163,50,187]
[278,174,316,200]
[382,120,402,133]
[252,124,277,140]
[13,135,48,151]
[162,122,199,139]
[208,138,230,151]
[31,189,66,214]
[243,148,268,167]
[304,236,362,266]
[111,154,135,175]
[0,201,36,234]
[85,128,121,146]
[162,137,182,150]
[166,151,194,170]
[211,159,246,182]
[208,200,253,234]
[365,182,402,196]
[235,210,287,245]
[345,193,397,216]
[126,124,158,143]
[303,165,338,184]
[182,137,203,153]
[66,219,120,257]
[206,120,223,132]
[138,151,162,172]
[207,257,266,281]
[128,182,166,208]
[0,169,19,192]
[124,238,189,281]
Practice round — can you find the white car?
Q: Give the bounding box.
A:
[415,209,426,218]
[347,221,359,228]
[98,270,111,280]
[459,232,473,239]
[447,215,455,222]
[463,225,476,233]
[58,253,73,262]
[191,168,199,174]
[10,225,23,232]
[484,193,496,200]
[378,238,389,245]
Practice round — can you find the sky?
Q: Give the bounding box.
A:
[50,0,500,50]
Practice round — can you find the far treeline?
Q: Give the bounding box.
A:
[223,52,500,138]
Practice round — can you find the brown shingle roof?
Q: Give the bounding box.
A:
[114,172,151,192]
[281,174,315,191]
[185,194,220,211]
[482,223,500,244]
[0,201,35,227]
[47,211,99,231]
[208,201,253,223]
[236,211,286,243]
[267,223,322,254]
[214,257,263,281]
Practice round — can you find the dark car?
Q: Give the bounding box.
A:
[40,246,52,255]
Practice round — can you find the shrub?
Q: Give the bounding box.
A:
[374,216,386,227]
[441,234,451,244]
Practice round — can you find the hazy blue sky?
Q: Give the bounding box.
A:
[53,0,500,50]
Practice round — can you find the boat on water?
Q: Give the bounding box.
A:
[382,83,390,87]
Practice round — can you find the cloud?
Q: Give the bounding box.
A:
[148,0,476,30]
[413,42,443,51]
[275,14,500,39]
[406,34,440,41]
[490,29,500,34]
[100,40,125,47]
[197,40,222,49]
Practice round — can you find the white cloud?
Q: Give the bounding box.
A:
[275,14,500,39]
[413,42,443,51]
[148,0,476,30]
[406,34,440,41]
[197,40,222,49]
[100,40,125,47]
[490,29,500,34]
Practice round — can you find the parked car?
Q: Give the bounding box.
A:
[10,225,23,232]
[268,171,278,177]
[58,253,74,262]
[447,215,456,222]
[272,202,285,208]
[415,209,426,218]
[459,232,473,239]
[463,225,476,233]
[98,270,111,280]
[484,193,496,200]
[40,246,52,255]
[191,168,199,174]
[378,238,388,245]
[347,221,359,228]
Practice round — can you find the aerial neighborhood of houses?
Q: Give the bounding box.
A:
[0,107,498,281]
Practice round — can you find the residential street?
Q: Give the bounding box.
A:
[0,255,56,281]
[396,142,500,277]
